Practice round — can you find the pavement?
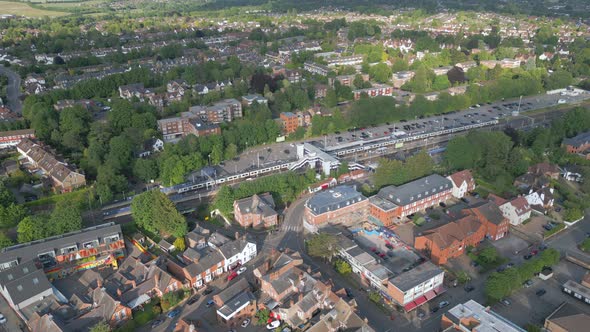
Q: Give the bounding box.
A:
[0,65,22,114]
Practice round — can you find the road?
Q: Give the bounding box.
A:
[0,65,21,114]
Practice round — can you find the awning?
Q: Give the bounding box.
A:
[404,301,417,312]
[434,285,446,295]
[414,296,427,306]
[424,290,437,301]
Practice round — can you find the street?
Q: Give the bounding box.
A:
[0,65,22,114]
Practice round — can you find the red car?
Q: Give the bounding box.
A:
[227,271,238,281]
[370,247,377,252]
[531,250,538,256]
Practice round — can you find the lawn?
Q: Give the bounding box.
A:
[0,1,67,17]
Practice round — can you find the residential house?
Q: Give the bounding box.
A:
[188,98,242,124]
[167,79,189,95]
[304,62,330,76]
[441,300,526,332]
[392,71,415,89]
[326,55,363,67]
[16,138,86,192]
[304,185,369,226]
[525,187,555,213]
[0,129,35,149]
[563,131,590,160]
[1,159,19,176]
[329,74,369,88]
[544,302,590,332]
[447,170,475,199]
[433,66,453,76]
[118,83,154,102]
[306,297,375,332]
[213,279,256,327]
[414,215,486,265]
[353,84,393,100]
[314,84,328,99]
[284,69,301,83]
[137,138,164,158]
[369,174,453,226]
[528,163,560,180]
[0,260,54,311]
[241,94,268,106]
[500,58,521,69]
[158,113,221,142]
[217,236,257,272]
[455,61,477,71]
[280,112,299,134]
[233,193,278,228]
[499,196,531,226]
[467,201,510,241]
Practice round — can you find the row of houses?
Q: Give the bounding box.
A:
[16,138,86,193]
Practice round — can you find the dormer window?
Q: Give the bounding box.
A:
[61,245,78,255]
[38,251,55,261]
[83,240,99,249]
[103,234,120,244]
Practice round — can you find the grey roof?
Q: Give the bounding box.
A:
[377,174,452,207]
[218,239,254,260]
[306,185,367,216]
[546,302,590,332]
[0,223,121,266]
[1,265,52,306]
[388,261,443,292]
[216,278,250,304]
[470,201,506,225]
[235,193,277,217]
[217,290,255,318]
[208,232,231,247]
[185,249,224,276]
[365,263,391,281]
[345,247,376,266]
[563,131,590,149]
[369,195,398,211]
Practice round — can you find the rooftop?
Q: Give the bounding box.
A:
[377,174,452,207]
[306,185,367,216]
[388,261,443,292]
[445,299,526,332]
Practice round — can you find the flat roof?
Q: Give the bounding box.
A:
[388,261,443,292]
[306,185,367,216]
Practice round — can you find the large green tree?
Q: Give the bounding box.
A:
[131,190,187,237]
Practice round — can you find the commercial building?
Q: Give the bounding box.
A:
[213,279,256,328]
[16,138,86,192]
[0,129,35,149]
[233,193,278,228]
[544,302,590,332]
[441,300,526,332]
[447,169,475,199]
[353,84,393,100]
[414,215,486,265]
[387,261,445,312]
[304,185,369,226]
[369,174,453,226]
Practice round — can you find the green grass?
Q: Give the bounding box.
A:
[0,1,67,17]
[580,238,590,252]
[23,187,91,209]
[544,223,565,238]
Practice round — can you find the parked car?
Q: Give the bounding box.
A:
[206,300,215,308]
[430,306,439,313]
[506,263,515,268]
[438,301,450,308]
[0,314,6,324]
[227,271,238,281]
[460,197,470,203]
[345,288,355,298]
[187,296,200,305]
[241,318,251,327]
[524,254,533,260]
[523,279,533,288]
[543,224,554,231]
[501,298,511,306]
[203,288,213,295]
[167,309,181,318]
[531,250,539,256]
[237,266,247,275]
[151,319,164,328]
[464,285,475,292]
[266,320,281,330]
[417,310,426,319]
[439,202,447,208]
[536,289,547,296]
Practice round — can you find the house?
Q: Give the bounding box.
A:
[213,279,256,327]
[1,159,19,176]
[306,297,375,332]
[241,94,268,106]
[0,223,125,279]
[284,69,301,83]
[499,196,531,226]
[167,79,189,95]
[118,83,153,101]
[304,62,330,76]
[0,129,36,149]
[353,84,393,100]
[304,185,369,226]
[414,215,486,265]
[563,131,590,159]
[392,71,415,89]
[233,193,278,228]
[158,113,222,142]
[500,58,521,69]
[447,170,475,199]
[561,165,583,182]
[525,187,555,212]
[441,300,526,332]
[280,112,299,134]
[424,92,439,101]
[329,74,369,88]
[167,246,225,289]
[326,55,363,67]
[314,84,328,99]
[528,163,560,180]
[217,236,257,272]
[455,61,477,71]
[188,98,243,124]
[137,138,164,158]
[544,302,590,332]
[369,174,453,226]
[16,138,86,192]
[0,261,54,311]
[467,201,510,241]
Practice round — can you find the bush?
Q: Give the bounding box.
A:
[368,292,381,304]
[161,290,184,312]
[580,238,590,252]
[334,259,352,275]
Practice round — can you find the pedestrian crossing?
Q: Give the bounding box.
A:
[281,224,301,232]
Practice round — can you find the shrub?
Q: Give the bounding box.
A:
[334,259,352,275]
[580,238,590,252]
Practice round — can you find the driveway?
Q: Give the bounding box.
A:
[0,65,21,114]
[0,293,25,332]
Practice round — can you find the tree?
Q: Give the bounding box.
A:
[0,203,26,228]
[307,233,338,261]
[131,190,187,237]
[255,309,271,325]
[0,232,14,249]
[543,70,573,90]
[324,88,338,108]
[173,237,186,252]
[368,63,392,83]
[89,321,111,332]
[432,75,451,90]
[334,259,352,275]
[478,247,500,265]
[0,181,15,207]
[133,158,159,183]
[17,216,48,243]
[49,200,82,236]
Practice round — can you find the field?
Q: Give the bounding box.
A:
[0,1,67,17]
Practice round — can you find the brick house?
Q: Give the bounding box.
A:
[527,163,560,180]
[233,193,278,228]
[280,112,299,134]
[369,174,453,226]
[498,196,531,226]
[353,84,393,100]
[214,279,256,327]
[314,84,328,99]
[0,129,35,149]
[304,185,369,226]
[447,170,476,199]
[467,202,510,241]
[563,131,590,159]
[414,215,486,265]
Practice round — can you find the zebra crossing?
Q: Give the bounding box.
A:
[281,224,301,232]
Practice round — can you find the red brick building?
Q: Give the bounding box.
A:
[414,215,486,265]
[280,112,299,134]
[233,193,278,228]
[369,174,453,227]
[304,185,369,226]
[353,84,393,100]
[467,202,510,241]
[0,129,35,149]
[563,131,590,159]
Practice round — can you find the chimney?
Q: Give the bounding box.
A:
[235,232,239,240]
[290,298,295,307]
[298,292,304,302]
[307,266,312,274]
[270,271,279,281]
[155,272,160,289]
[96,278,102,288]
[116,288,122,298]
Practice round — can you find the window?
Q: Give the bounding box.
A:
[60,245,78,255]
[17,285,23,291]
[33,278,39,285]
[83,240,99,249]
[103,234,120,244]
[0,260,18,271]
[38,251,56,261]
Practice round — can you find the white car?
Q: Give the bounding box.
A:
[237,266,247,275]
[0,313,6,324]
[266,320,281,330]
[241,318,251,327]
